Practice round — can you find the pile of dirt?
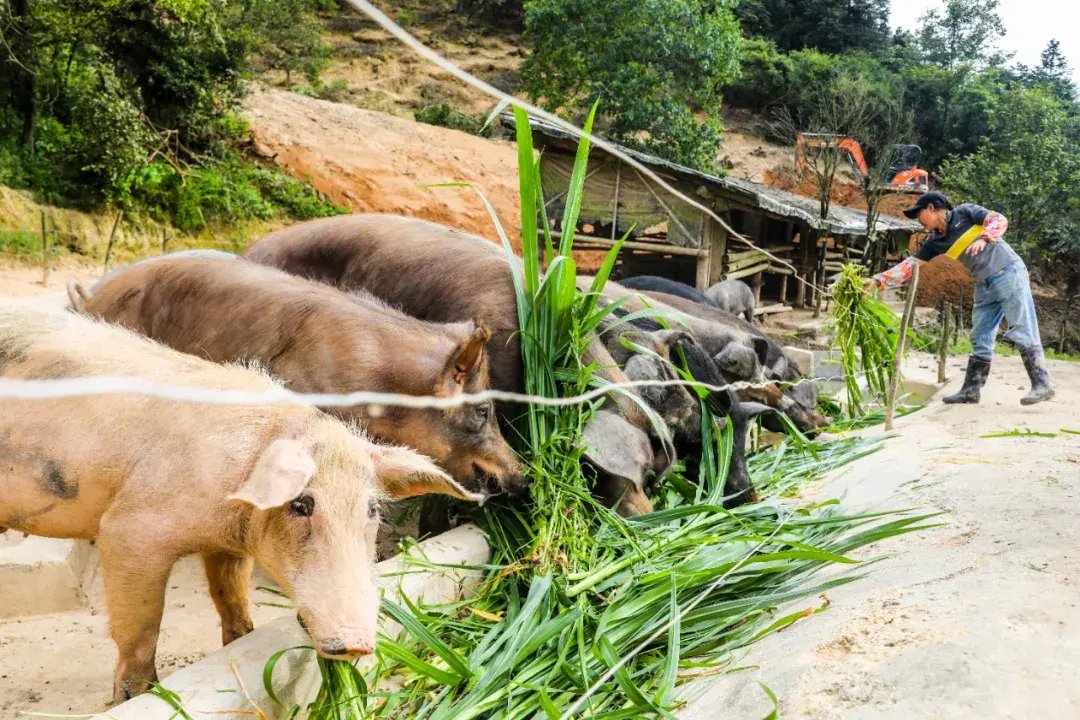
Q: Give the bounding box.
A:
[763,167,915,219]
[244,88,523,246]
[914,255,975,311]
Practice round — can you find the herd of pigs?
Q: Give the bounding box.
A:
[0,213,828,706]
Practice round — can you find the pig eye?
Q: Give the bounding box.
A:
[289,494,315,518]
[470,403,491,430]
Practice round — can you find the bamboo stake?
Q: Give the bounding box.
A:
[938,296,949,384]
[40,212,49,286]
[885,261,919,431]
[723,253,771,272]
[103,209,124,275]
[161,227,168,254]
[723,262,770,281]
[610,163,621,241]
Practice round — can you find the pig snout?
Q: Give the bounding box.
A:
[317,631,376,660]
[298,608,378,660]
[471,456,526,497]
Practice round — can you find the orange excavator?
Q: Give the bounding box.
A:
[795,132,929,194]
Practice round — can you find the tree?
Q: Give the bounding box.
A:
[773,74,878,315]
[0,0,332,202]
[520,0,742,171]
[1019,40,1077,104]
[914,0,1009,72]
[737,0,891,56]
[939,83,1080,290]
[907,0,1011,168]
[857,94,916,270]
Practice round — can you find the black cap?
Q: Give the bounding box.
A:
[903,191,952,219]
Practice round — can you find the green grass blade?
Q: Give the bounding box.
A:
[383,599,472,680]
[262,646,312,707]
[557,100,599,258]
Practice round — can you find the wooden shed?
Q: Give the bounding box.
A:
[515,116,922,314]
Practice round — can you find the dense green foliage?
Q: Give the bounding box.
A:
[938,82,1080,282]
[0,0,340,228]
[520,0,742,171]
[737,0,891,55]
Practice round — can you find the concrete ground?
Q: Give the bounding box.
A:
[678,353,1080,719]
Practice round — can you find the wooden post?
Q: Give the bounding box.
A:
[707,218,727,286]
[695,256,710,291]
[885,261,919,431]
[752,270,763,303]
[938,296,950,384]
[40,211,50,286]
[610,163,621,241]
[813,233,827,318]
[103,209,123,274]
[1060,293,1076,354]
[779,273,789,304]
[161,227,168,254]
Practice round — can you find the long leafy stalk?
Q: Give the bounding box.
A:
[830,264,906,415]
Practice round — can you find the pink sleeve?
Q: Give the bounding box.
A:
[870,256,918,291]
[982,212,1008,242]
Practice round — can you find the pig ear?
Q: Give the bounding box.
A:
[372,445,484,502]
[229,438,316,510]
[450,323,491,386]
[715,345,753,380]
[751,337,771,369]
[581,410,649,494]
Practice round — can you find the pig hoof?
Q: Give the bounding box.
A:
[223,621,255,645]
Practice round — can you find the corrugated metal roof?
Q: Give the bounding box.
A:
[511,115,923,236]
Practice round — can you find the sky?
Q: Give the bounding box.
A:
[889,0,1080,84]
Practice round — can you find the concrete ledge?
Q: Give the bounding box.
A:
[0,536,90,618]
[94,523,492,720]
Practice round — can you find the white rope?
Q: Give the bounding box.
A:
[0,374,823,410]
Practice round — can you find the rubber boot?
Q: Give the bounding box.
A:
[1020,347,1055,405]
[942,356,991,404]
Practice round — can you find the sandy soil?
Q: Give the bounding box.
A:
[677,353,1080,719]
[0,261,100,302]
[245,88,522,247]
[0,552,295,718]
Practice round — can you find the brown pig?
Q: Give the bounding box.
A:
[0,299,482,705]
[244,214,673,517]
[68,252,523,497]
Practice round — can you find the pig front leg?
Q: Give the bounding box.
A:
[97,526,178,705]
[203,552,256,645]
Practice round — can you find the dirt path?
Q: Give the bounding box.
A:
[678,353,1080,719]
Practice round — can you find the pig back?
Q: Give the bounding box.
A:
[246,214,524,391]
[80,255,470,399]
[0,299,312,541]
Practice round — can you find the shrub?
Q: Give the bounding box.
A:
[521,0,742,171]
[414,103,493,137]
[130,151,345,234]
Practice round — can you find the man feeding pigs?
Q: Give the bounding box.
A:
[864,191,1054,407]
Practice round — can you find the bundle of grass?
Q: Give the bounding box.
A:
[262,112,938,720]
[829,264,907,416]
